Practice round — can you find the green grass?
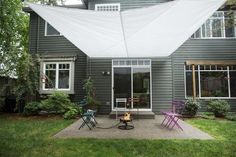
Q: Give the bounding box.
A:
[0,114,236,157]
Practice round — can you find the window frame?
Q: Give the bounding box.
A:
[44,22,62,37]
[184,65,236,99]
[95,3,121,11]
[43,62,71,90]
[41,61,74,93]
[192,11,236,39]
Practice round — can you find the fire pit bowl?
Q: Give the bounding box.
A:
[118,117,134,130]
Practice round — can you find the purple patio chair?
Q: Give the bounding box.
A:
[160,100,185,131]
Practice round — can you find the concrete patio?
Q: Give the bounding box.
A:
[54,115,213,139]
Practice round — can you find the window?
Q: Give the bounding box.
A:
[193,11,236,38]
[112,59,151,67]
[185,65,199,97]
[185,64,236,98]
[45,22,61,36]
[43,62,72,90]
[95,3,120,11]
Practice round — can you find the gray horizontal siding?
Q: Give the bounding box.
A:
[172,38,236,111]
[88,0,171,10]
[152,58,173,112]
[29,14,88,102]
[29,13,38,53]
[89,59,112,114]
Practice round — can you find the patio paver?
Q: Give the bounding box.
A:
[54,115,213,139]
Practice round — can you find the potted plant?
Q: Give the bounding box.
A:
[83,77,101,111]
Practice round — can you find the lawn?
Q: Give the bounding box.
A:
[0,114,236,157]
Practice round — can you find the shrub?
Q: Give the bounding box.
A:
[225,114,236,121]
[23,101,42,116]
[41,92,74,114]
[183,99,200,117]
[83,77,101,109]
[63,107,79,120]
[207,100,230,117]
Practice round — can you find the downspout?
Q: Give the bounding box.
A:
[36,15,40,53]
[86,56,91,78]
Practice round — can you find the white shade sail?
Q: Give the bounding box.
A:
[26,0,226,58]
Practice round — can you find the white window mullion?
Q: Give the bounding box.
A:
[55,63,59,89]
[69,63,71,90]
[222,12,226,38]
[131,67,133,109]
[227,66,231,98]
[200,27,203,38]
[210,19,213,38]
[43,63,46,90]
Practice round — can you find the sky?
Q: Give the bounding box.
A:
[64,0,82,5]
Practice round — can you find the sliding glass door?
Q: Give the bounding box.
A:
[113,68,131,108]
[133,68,150,109]
[112,59,151,111]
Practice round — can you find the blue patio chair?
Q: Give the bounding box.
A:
[78,99,98,130]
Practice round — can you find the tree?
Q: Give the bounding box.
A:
[0,0,29,77]
[15,52,40,106]
[27,0,66,5]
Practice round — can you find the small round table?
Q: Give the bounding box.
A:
[118,118,134,130]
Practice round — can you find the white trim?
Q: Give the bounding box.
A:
[44,21,62,36]
[95,3,120,11]
[227,66,231,98]
[131,67,133,108]
[184,65,187,99]
[42,62,73,91]
[40,57,76,61]
[111,66,114,111]
[150,64,153,111]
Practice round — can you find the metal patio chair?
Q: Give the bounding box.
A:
[78,99,98,130]
[160,100,185,130]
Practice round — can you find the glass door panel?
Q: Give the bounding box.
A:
[113,68,131,109]
[133,68,150,109]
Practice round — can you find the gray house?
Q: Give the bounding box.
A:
[24,0,236,116]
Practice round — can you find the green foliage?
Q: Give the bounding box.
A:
[225,113,236,121]
[15,53,40,106]
[40,91,80,119]
[63,107,79,120]
[23,101,42,116]
[207,100,230,117]
[41,92,73,113]
[28,0,63,5]
[183,99,200,117]
[83,77,101,107]
[0,0,29,76]
[83,77,94,98]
